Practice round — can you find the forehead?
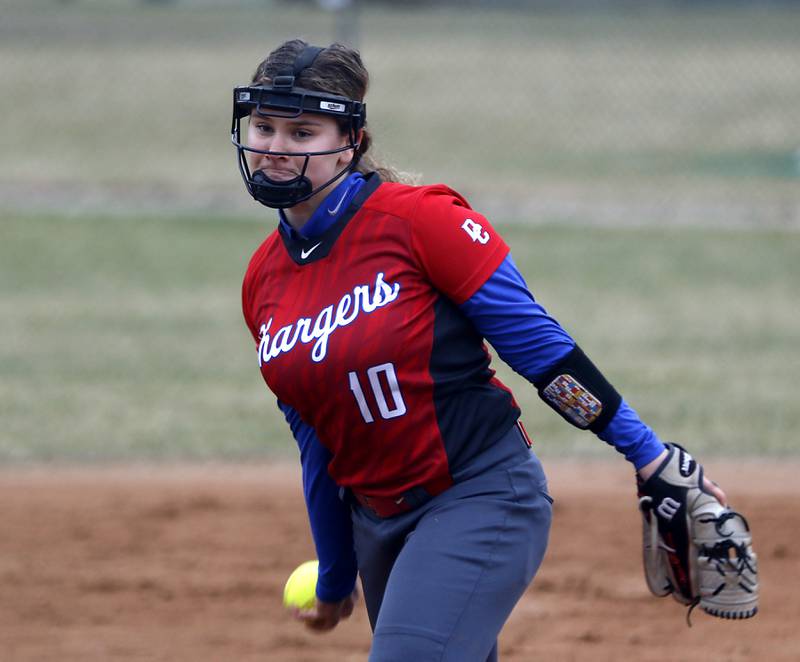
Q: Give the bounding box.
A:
[248,111,335,127]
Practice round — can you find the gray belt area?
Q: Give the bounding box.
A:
[341,421,534,518]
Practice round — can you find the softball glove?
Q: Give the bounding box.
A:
[637,443,758,622]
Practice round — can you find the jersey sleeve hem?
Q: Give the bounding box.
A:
[448,241,510,305]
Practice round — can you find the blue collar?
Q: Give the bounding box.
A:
[279,172,366,240]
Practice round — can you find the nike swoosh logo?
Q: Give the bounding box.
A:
[327,189,349,216]
[300,242,322,259]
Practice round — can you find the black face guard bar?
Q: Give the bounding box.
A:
[233,84,365,125]
[232,139,360,208]
[230,83,367,208]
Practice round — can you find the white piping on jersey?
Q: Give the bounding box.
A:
[257,271,401,365]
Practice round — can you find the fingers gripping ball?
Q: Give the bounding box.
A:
[283,560,319,610]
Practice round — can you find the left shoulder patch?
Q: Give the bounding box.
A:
[460,218,490,244]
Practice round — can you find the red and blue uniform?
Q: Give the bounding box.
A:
[243,173,522,495]
[242,171,664,659]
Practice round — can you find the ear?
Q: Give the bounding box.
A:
[337,128,363,167]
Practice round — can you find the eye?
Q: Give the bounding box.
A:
[294,128,313,139]
[255,123,273,135]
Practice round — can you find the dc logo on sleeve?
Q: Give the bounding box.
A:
[461,218,490,244]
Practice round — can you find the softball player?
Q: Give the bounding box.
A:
[234,40,727,661]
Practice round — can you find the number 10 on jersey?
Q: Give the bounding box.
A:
[348,362,407,423]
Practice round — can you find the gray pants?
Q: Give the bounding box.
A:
[352,429,552,661]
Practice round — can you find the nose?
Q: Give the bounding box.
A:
[267,128,289,155]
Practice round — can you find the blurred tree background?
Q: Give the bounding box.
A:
[2,0,798,226]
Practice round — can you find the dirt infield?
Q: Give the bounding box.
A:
[1,460,798,661]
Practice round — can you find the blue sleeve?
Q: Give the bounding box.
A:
[459,254,665,469]
[277,400,358,603]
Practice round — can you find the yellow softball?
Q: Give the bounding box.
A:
[283,560,319,610]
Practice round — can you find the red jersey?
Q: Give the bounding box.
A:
[242,174,520,497]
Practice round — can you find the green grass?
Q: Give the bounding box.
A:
[2,212,798,463]
[494,223,800,460]
[0,212,277,462]
[1,3,798,463]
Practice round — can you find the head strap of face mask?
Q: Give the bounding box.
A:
[231,44,367,209]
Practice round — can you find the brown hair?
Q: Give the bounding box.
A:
[251,39,407,184]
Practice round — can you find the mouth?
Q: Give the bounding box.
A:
[257,166,299,181]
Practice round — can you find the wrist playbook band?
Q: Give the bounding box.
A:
[533,344,622,433]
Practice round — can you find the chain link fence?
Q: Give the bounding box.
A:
[2,0,798,226]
